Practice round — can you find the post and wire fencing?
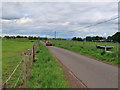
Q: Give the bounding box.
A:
[53,39,119,58]
[2,41,39,89]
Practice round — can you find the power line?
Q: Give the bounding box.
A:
[84,16,119,28]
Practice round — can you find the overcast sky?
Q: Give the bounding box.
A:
[1,2,118,38]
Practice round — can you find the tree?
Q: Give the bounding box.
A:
[16,35,21,38]
[72,37,77,41]
[28,36,34,40]
[107,36,112,40]
[112,32,120,43]
[4,36,10,39]
[77,37,83,41]
[86,36,92,41]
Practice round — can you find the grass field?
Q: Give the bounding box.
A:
[2,38,35,88]
[2,39,68,88]
[27,42,68,88]
[48,40,119,65]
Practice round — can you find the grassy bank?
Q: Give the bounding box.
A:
[27,42,68,88]
[48,40,118,65]
[2,38,35,87]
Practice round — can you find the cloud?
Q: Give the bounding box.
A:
[2,2,118,38]
[15,17,33,24]
[62,22,70,26]
[2,19,13,23]
[2,17,33,24]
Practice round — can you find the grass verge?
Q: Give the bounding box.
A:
[27,42,68,88]
[48,40,119,65]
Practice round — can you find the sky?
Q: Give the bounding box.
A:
[1,2,119,38]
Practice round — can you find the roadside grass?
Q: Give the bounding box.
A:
[27,42,68,88]
[48,40,118,65]
[2,38,35,88]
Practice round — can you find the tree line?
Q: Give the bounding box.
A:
[3,35,48,40]
[2,32,120,42]
[72,32,120,43]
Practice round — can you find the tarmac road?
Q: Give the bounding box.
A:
[48,46,118,88]
[40,41,118,88]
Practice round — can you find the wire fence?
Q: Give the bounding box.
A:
[2,41,39,89]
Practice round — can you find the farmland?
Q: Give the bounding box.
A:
[48,40,119,65]
[2,38,35,87]
[2,39,68,88]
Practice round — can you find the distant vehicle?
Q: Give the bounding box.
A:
[46,41,52,46]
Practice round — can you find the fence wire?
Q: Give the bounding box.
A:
[13,70,22,89]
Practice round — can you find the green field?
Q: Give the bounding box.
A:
[2,38,35,87]
[27,42,68,88]
[49,40,119,65]
[2,39,68,88]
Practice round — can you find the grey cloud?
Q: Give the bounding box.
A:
[2,2,118,38]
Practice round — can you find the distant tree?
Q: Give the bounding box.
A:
[11,36,16,39]
[107,36,112,40]
[112,32,120,43]
[24,36,27,38]
[4,36,10,39]
[16,35,21,38]
[72,37,76,40]
[86,36,92,41]
[77,37,83,41]
[28,36,34,40]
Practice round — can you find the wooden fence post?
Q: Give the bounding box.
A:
[89,42,90,47]
[83,41,85,46]
[29,50,32,79]
[95,42,97,48]
[76,41,77,46]
[32,45,35,62]
[22,52,27,88]
[105,39,107,51]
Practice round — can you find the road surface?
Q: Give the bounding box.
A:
[41,41,118,88]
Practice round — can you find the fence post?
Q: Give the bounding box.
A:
[2,83,6,89]
[29,49,32,79]
[89,42,90,47]
[22,52,27,88]
[105,39,107,51]
[76,41,77,46]
[83,41,85,46]
[32,45,35,62]
[95,42,97,48]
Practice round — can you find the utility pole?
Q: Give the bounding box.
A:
[54,31,56,44]
[55,31,56,40]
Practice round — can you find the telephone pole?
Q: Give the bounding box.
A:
[55,31,56,40]
[54,31,56,44]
